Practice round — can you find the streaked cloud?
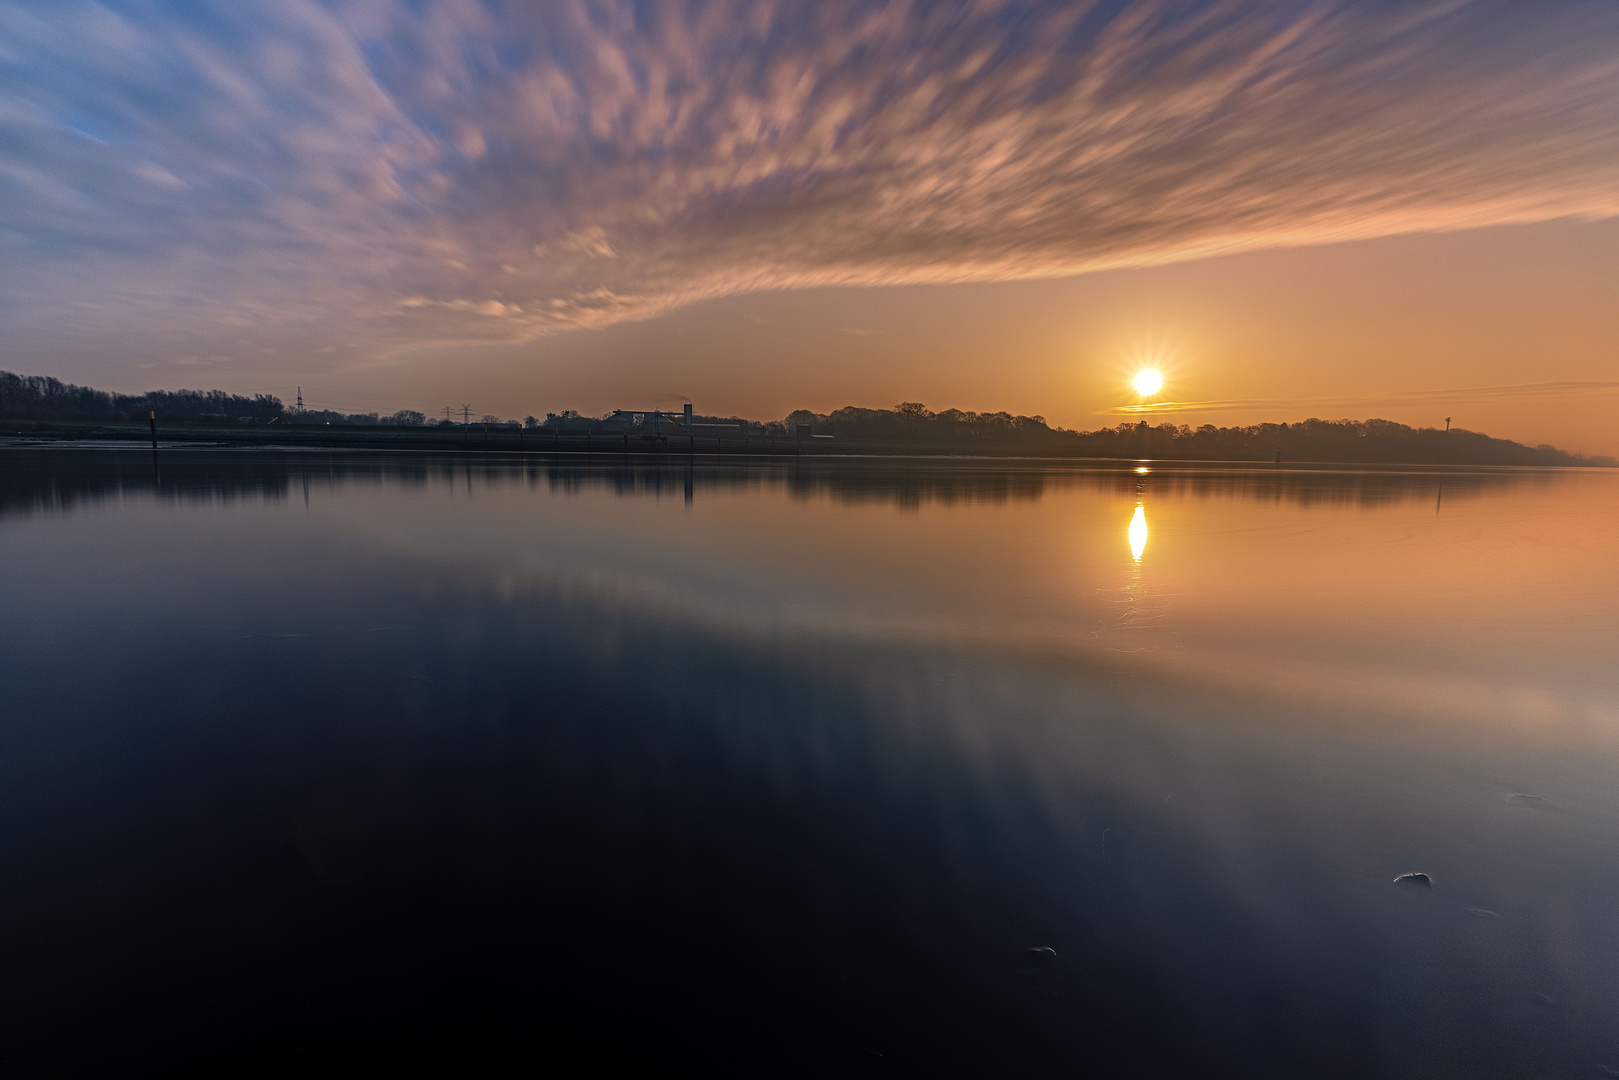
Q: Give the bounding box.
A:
[1111,380,1619,417]
[3,0,1619,366]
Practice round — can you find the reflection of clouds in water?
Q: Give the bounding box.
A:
[5,452,1613,730]
[8,444,1619,1072]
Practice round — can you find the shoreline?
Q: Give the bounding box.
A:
[3,420,1609,468]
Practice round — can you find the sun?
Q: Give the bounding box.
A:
[1132,370,1163,397]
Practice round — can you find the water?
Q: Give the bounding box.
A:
[2,449,1617,1074]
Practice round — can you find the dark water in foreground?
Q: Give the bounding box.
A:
[2,449,1617,1074]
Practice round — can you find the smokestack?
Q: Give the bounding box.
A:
[684,402,693,427]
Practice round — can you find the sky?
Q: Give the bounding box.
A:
[2,0,1618,452]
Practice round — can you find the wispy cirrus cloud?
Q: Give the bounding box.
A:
[3,0,1619,368]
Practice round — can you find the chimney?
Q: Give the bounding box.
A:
[684,402,694,427]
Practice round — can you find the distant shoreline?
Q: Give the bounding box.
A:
[2,420,1611,468]
[6,371,1609,467]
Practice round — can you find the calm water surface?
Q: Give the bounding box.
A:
[2,449,1617,1074]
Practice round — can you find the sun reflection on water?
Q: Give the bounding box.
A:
[1129,504,1148,563]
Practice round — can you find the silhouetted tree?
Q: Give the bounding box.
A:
[1,370,281,422]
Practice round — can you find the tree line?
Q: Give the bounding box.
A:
[1,370,283,422]
[1069,416,1592,466]
[771,404,1602,466]
[0,371,444,426]
[2,370,1605,465]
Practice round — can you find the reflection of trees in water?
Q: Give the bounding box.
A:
[0,450,295,520]
[1103,467,1566,509]
[0,450,1578,521]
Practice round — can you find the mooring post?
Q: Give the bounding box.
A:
[149,409,158,449]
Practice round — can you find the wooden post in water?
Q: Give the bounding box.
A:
[149,410,158,449]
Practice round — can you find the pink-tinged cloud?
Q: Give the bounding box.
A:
[2,0,1619,368]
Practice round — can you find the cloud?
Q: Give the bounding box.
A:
[555,227,617,260]
[133,161,185,188]
[3,0,1619,364]
[1110,380,1619,416]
